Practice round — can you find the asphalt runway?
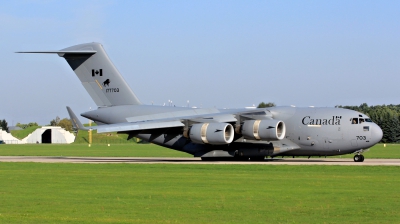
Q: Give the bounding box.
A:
[0,156,400,165]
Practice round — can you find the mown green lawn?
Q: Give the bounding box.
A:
[0,163,398,223]
[0,143,399,158]
[332,143,400,159]
[0,144,190,157]
[10,126,41,140]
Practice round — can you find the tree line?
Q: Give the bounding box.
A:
[336,103,400,143]
[0,117,73,133]
[258,102,400,143]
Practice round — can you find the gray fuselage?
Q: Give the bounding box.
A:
[82,105,382,158]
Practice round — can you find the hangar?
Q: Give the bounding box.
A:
[0,127,75,144]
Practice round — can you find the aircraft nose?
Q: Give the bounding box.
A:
[371,123,383,144]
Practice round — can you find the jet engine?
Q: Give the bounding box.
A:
[241,119,286,141]
[189,123,234,145]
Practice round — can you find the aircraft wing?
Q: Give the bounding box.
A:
[89,113,236,133]
[95,120,184,133]
[67,106,273,133]
[67,106,88,131]
[95,108,272,133]
[67,106,185,132]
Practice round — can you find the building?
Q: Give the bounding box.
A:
[0,127,75,144]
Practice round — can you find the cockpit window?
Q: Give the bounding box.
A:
[351,117,373,124]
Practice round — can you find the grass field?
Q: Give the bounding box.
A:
[73,129,140,144]
[0,163,399,223]
[0,144,399,223]
[0,144,190,157]
[10,126,41,140]
[0,143,399,159]
[332,143,400,159]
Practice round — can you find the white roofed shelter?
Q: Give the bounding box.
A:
[0,127,75,144]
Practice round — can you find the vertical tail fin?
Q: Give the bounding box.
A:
[18,43,141,107]
[61,43,141,106]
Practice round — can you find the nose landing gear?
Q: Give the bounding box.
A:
[353,154,364,162]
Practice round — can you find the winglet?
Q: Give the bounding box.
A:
[66,106,88,130]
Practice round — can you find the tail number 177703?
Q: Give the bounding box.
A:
[106,88,119,93]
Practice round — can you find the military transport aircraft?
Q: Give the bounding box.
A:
[19,43,383,162]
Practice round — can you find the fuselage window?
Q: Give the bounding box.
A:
[359,118,365,123]
[364,126,370,131]
[352,118,358,124]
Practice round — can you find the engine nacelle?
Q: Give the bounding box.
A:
[189,123,234,145]
[241,119,286,141]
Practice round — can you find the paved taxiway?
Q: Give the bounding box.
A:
[0,156,399,165]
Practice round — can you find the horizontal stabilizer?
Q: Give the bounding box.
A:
[16,50,96,57]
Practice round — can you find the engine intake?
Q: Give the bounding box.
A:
[241,119,286,141]
[189,123,234,145]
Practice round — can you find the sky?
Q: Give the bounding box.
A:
[1,0,399,125]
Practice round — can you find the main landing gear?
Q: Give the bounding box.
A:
[353,154,364,162]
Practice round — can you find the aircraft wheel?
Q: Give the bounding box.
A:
[353,155,365,162]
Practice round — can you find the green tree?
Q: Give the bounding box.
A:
[49,116,61,126]
[50,116,73,132]
[257,102,276,108]
[339,103,400,143]
[1,119,8,132]
[15,122,38,129]
[58,118,73,132]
